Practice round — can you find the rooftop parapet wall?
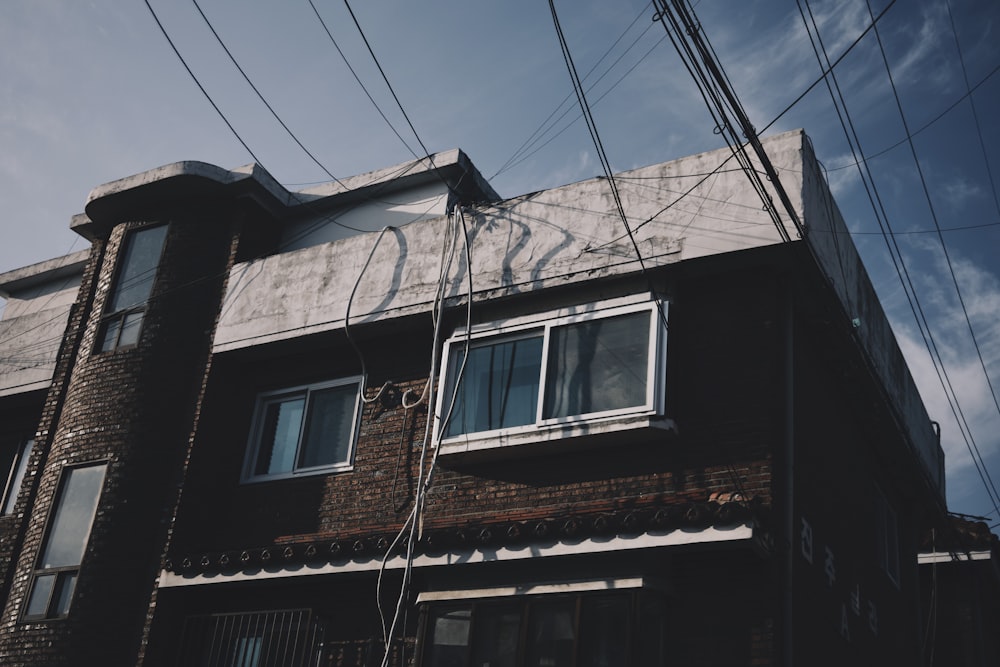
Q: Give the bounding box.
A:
[0,250,89,396]
[799,139,944,499]
[213,130,807,351]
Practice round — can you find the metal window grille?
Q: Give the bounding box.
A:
[176,609,326,667]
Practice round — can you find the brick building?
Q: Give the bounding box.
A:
[0,130,950,665]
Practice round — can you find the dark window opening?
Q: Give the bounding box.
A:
[420,590,666,667]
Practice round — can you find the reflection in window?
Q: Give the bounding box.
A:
[422,591,666,667]
[440,301,663,440]
[245,378,362,482]
[2,438,33,514]
[99,224,168,352]
[444,335,543,438]
[23,463,106,620]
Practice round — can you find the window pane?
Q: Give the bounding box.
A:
[3,439,33,515]
[108,225,168,313]
[524,600,576,667]
[51,572,77,618]
[255,397,305,476]
[100,318,121,352]
[25,573,55,619]
[544,311,650,419]
[117,312,144,347]
[444,336,543,437]
[471,605,521,667]
[298,384,357,469]
[426,608,471,667]
[579,596,629,667]
[636,593,667,667]
[40,464,107,569]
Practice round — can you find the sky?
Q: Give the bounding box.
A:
[1,0,998,522]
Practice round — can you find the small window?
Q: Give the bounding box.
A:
[2,438,34,515]
[437,297,667,452]
[875,487,900,587]
[243,378,363,482]
[98,224,168,352]
[23,463,107,621]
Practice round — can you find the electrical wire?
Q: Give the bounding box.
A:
[190,0,349,190]
[306,0,419,159]
[796,0,1000,519]
[865,0,1000,514]
[548,0,649,274]
[492,2,657,179]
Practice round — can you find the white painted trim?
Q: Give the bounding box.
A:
[416,577,656,603]
[918,549,993,564]
[158,523,753,589]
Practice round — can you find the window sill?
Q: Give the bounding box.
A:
[437,413,678,463]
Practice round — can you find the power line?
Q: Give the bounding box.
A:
[306,0,419,159]
[190,0,348,190]
[548,0,648,275]
[865,0,1000,513]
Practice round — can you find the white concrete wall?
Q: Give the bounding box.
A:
[215,131,806,351]
[0,250,88,396]
[279,181,449,252]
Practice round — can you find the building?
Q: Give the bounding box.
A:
[0,130,950,665]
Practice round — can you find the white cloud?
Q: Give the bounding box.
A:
[888,247,1000,515]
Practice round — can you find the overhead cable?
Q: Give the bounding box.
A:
[865,0,1000,513]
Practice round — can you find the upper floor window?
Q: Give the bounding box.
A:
[98,224,168,352]
[2,438,34,515]
[23,462,107,621]
[436,296,668,456]
[242,377,363,483]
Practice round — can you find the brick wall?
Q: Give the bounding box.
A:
[169,266,781,558]
[0,212,239,666]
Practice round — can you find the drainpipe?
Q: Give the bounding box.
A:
[781,279,795,667]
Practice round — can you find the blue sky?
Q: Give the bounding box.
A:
[2,0,998,521]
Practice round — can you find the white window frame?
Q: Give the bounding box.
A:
[435,295,670,456]
[242,376,363,483]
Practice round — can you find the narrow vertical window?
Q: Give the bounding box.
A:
[23,463,107,620]
[875,486,900,587]
[99,224,168,352]
[2,438,34,515]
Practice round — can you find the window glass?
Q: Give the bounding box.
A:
[108,224,168,312]
[3,439,34,514]
[524,599,576,667]
[444,335,543,438]
[426,608,471,667]
[39,464,106,569]
[25,573,55,619]
[51,572,77,618]
[544,311,650,419]
[246,379,361,482]
[299,384,358,469]
[438,301,664,444]
[578,596,629,667]
[470,605,521,667]
[99,224,167,352]
[256,396,305,476]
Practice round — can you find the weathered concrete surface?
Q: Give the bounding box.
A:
[214,131,806,351]
[0,250,89,396]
